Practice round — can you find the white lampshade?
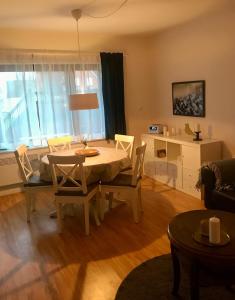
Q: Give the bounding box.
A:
[69,93,99,110]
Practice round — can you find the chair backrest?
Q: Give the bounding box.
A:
[47,154,87,194]
[14,144,33,184]
[115,134,135,161]
[131,142,147,186]
[47,136,72,153]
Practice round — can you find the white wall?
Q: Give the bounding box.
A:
[150,3,235,158]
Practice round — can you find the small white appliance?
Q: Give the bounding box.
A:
[148,124,164,134]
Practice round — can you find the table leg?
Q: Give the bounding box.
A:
[170,244,181,295]
[190,260,199,300]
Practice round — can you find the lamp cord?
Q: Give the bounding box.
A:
[83,0,128,18]
[76,20,81,61]
[76,19,85,92]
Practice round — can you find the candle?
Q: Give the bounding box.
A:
[171,127,176,136]
[209,216,221,244]
[163,126,167,136]
[195,124,200,132]
[166,131,170,137]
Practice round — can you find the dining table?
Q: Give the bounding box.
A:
[40,146,131,184]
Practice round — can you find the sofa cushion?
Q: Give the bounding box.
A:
[207,159,235,190]
[211,190,235,213]
[55,183,98,197]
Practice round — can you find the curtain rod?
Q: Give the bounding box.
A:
[0,48,127,56]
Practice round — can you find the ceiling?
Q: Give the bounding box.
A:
[0,0,230,34]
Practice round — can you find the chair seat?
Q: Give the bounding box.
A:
[24,175,52,187]
[102,173,141,187]
[120,168,133,175]
[120,166,133,173]
[55,183,98,197]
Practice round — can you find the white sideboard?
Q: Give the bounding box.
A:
[141,134,222,199]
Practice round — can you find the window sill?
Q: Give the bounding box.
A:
[0,138,110,155]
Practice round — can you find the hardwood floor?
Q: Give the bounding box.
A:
[0,178,203,300]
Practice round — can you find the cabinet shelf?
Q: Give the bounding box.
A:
[154,139,167,159]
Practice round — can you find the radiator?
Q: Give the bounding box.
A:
[0,154,39,187]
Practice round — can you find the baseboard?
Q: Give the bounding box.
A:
[0,184,23,196]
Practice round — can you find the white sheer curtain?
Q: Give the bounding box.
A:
[0,50,105,150]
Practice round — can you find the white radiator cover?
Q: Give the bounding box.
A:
[0,163,21,186]
[0,153,41,187]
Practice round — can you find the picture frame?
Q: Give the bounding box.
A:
[172,80,205,117]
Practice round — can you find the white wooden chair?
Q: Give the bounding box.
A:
[47,136,72,153]
[115,134,135,163]
[14,144,52,222]
[100,142,147,223]
[48,154,100,234]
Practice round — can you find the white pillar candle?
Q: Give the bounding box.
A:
[195,124,200,132]
[171,127,176,136]
[166,131,170,137]
[209,216,221,244]
[163,126,167,136]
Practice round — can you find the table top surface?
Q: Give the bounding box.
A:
[41,147,130,167]
[168,210,235,260]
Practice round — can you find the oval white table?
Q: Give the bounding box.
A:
[40,147,131,184]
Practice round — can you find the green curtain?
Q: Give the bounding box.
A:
[100,52,126,139]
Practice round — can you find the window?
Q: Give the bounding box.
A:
[0,52,105,150]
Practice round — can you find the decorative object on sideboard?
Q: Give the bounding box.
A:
[193,131,202,141]
[184,123,194,135]
[193,123,202,141]
[163,126,168,136]
[156,149,166,158]
[148,124,164,134]
[172,80,205,117]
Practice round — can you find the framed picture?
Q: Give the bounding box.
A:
[172,80,205,117]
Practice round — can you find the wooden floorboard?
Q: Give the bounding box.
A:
[0,178,203,300]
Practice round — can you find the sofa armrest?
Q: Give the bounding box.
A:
[201,159,235,209]
[201,167,216,190]
[201,167,216,209]
[212,158,235,185]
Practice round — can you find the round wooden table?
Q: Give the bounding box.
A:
[40,146,131,185]
[168,210,235,300]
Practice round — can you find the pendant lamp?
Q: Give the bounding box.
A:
[69,9,99,111]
